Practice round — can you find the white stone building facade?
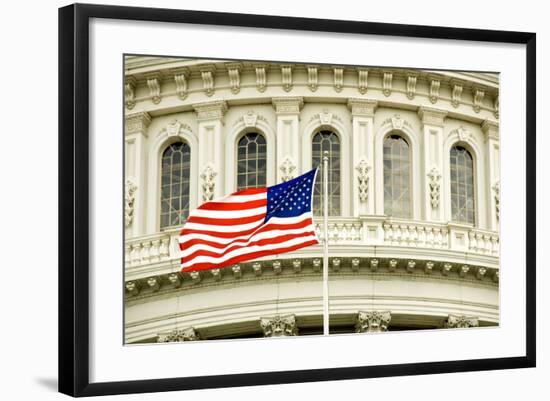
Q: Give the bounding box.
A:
[124,56,500,343]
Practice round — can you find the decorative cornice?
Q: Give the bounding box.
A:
[418,106,448,127]
[347,98,378,117]
[193,100,228,122]
[272,97,304,115]
[125,112,152,136]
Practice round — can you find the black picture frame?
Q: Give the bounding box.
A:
[58,3,536,397]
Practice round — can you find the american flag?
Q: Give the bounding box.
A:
[179,169,320,272]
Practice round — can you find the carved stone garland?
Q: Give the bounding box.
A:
[355,311,391,333]
[355,158,371,203]
[280,157,297,182]
[201,164,217,202]
[124,179,137,228]
[493,181,500,222]
[157,327,200,342]
[427,166,442,209]
[260,315,298,337]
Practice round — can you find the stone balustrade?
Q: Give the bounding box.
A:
[124,217,499,272]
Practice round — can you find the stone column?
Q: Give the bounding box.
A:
[272,97,303,182]
[260,314,298,337]
[193,101,228,202]
[482,120,500,230]
[157,327,200,342]
[347,99,378,217]
[445,314,479,328]
[418,107,448,222]
[125,112,151,238]
[355,311,391,333]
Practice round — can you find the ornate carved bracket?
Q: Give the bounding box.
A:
[227,63,242,94]
[452,84,463,108]
[406,75,417,99]
[307,66,318,92]
[124,76,136,109]
[355,311,391,333]
[333,68,343,92]
[281,65,293,92]
[254,65,267,92]
[173,70,189,100]
[200,67,215,97]
[429,79,441,104]
[358,69,368,94]
[260,314,298,337]
[473,88,485,113]
[146,75,161,104]
[382,72,393,97]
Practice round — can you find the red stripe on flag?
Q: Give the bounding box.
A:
[186,213,266,226]
[197,198,267,211]
[181,239,320,272]
[181,231,317,264]
[180,218,314,240]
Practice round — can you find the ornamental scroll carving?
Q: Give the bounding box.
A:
[124,179,137,228]
[355,311,391,333]
[260,315,298,337]
[201,164,217,202]
[161,119,193,137]
[355,158,371,203]
[280,157,296,182]
[157,327,200,342]
[427,166,442,209]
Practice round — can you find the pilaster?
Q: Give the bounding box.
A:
[482,119,500,230]
[125,112,151,238]
[418,106,447,223]
[193,101,228,201]
[272,97,303,182]
[348,99,377,217]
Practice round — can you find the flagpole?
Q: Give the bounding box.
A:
[322,150,329,336]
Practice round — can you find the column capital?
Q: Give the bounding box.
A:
[125,112,151,136]
[260,314,298,337]
[272,97,304,115]
[355,311,391,333]
[445,314,479,328]
[157,327,200,342]
[193,100,228,122]
[347,98,378,117]
[418,106,448,127]
[481,119,499,140]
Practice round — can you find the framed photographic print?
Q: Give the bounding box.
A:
[58,3,536,397]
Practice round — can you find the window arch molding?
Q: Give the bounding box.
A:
[301,118,350,217]
[442,128,485,228]
[146,121,198,233]
[225,114,276,194]
[374,122,421,220]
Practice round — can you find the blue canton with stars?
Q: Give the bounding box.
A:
[265,168,318,223]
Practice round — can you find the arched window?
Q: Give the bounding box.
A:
[383,135,411,218]
[312,130,340,216]
[450,145,475,224]
[160,142,191,229]
[237,132,267,190]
